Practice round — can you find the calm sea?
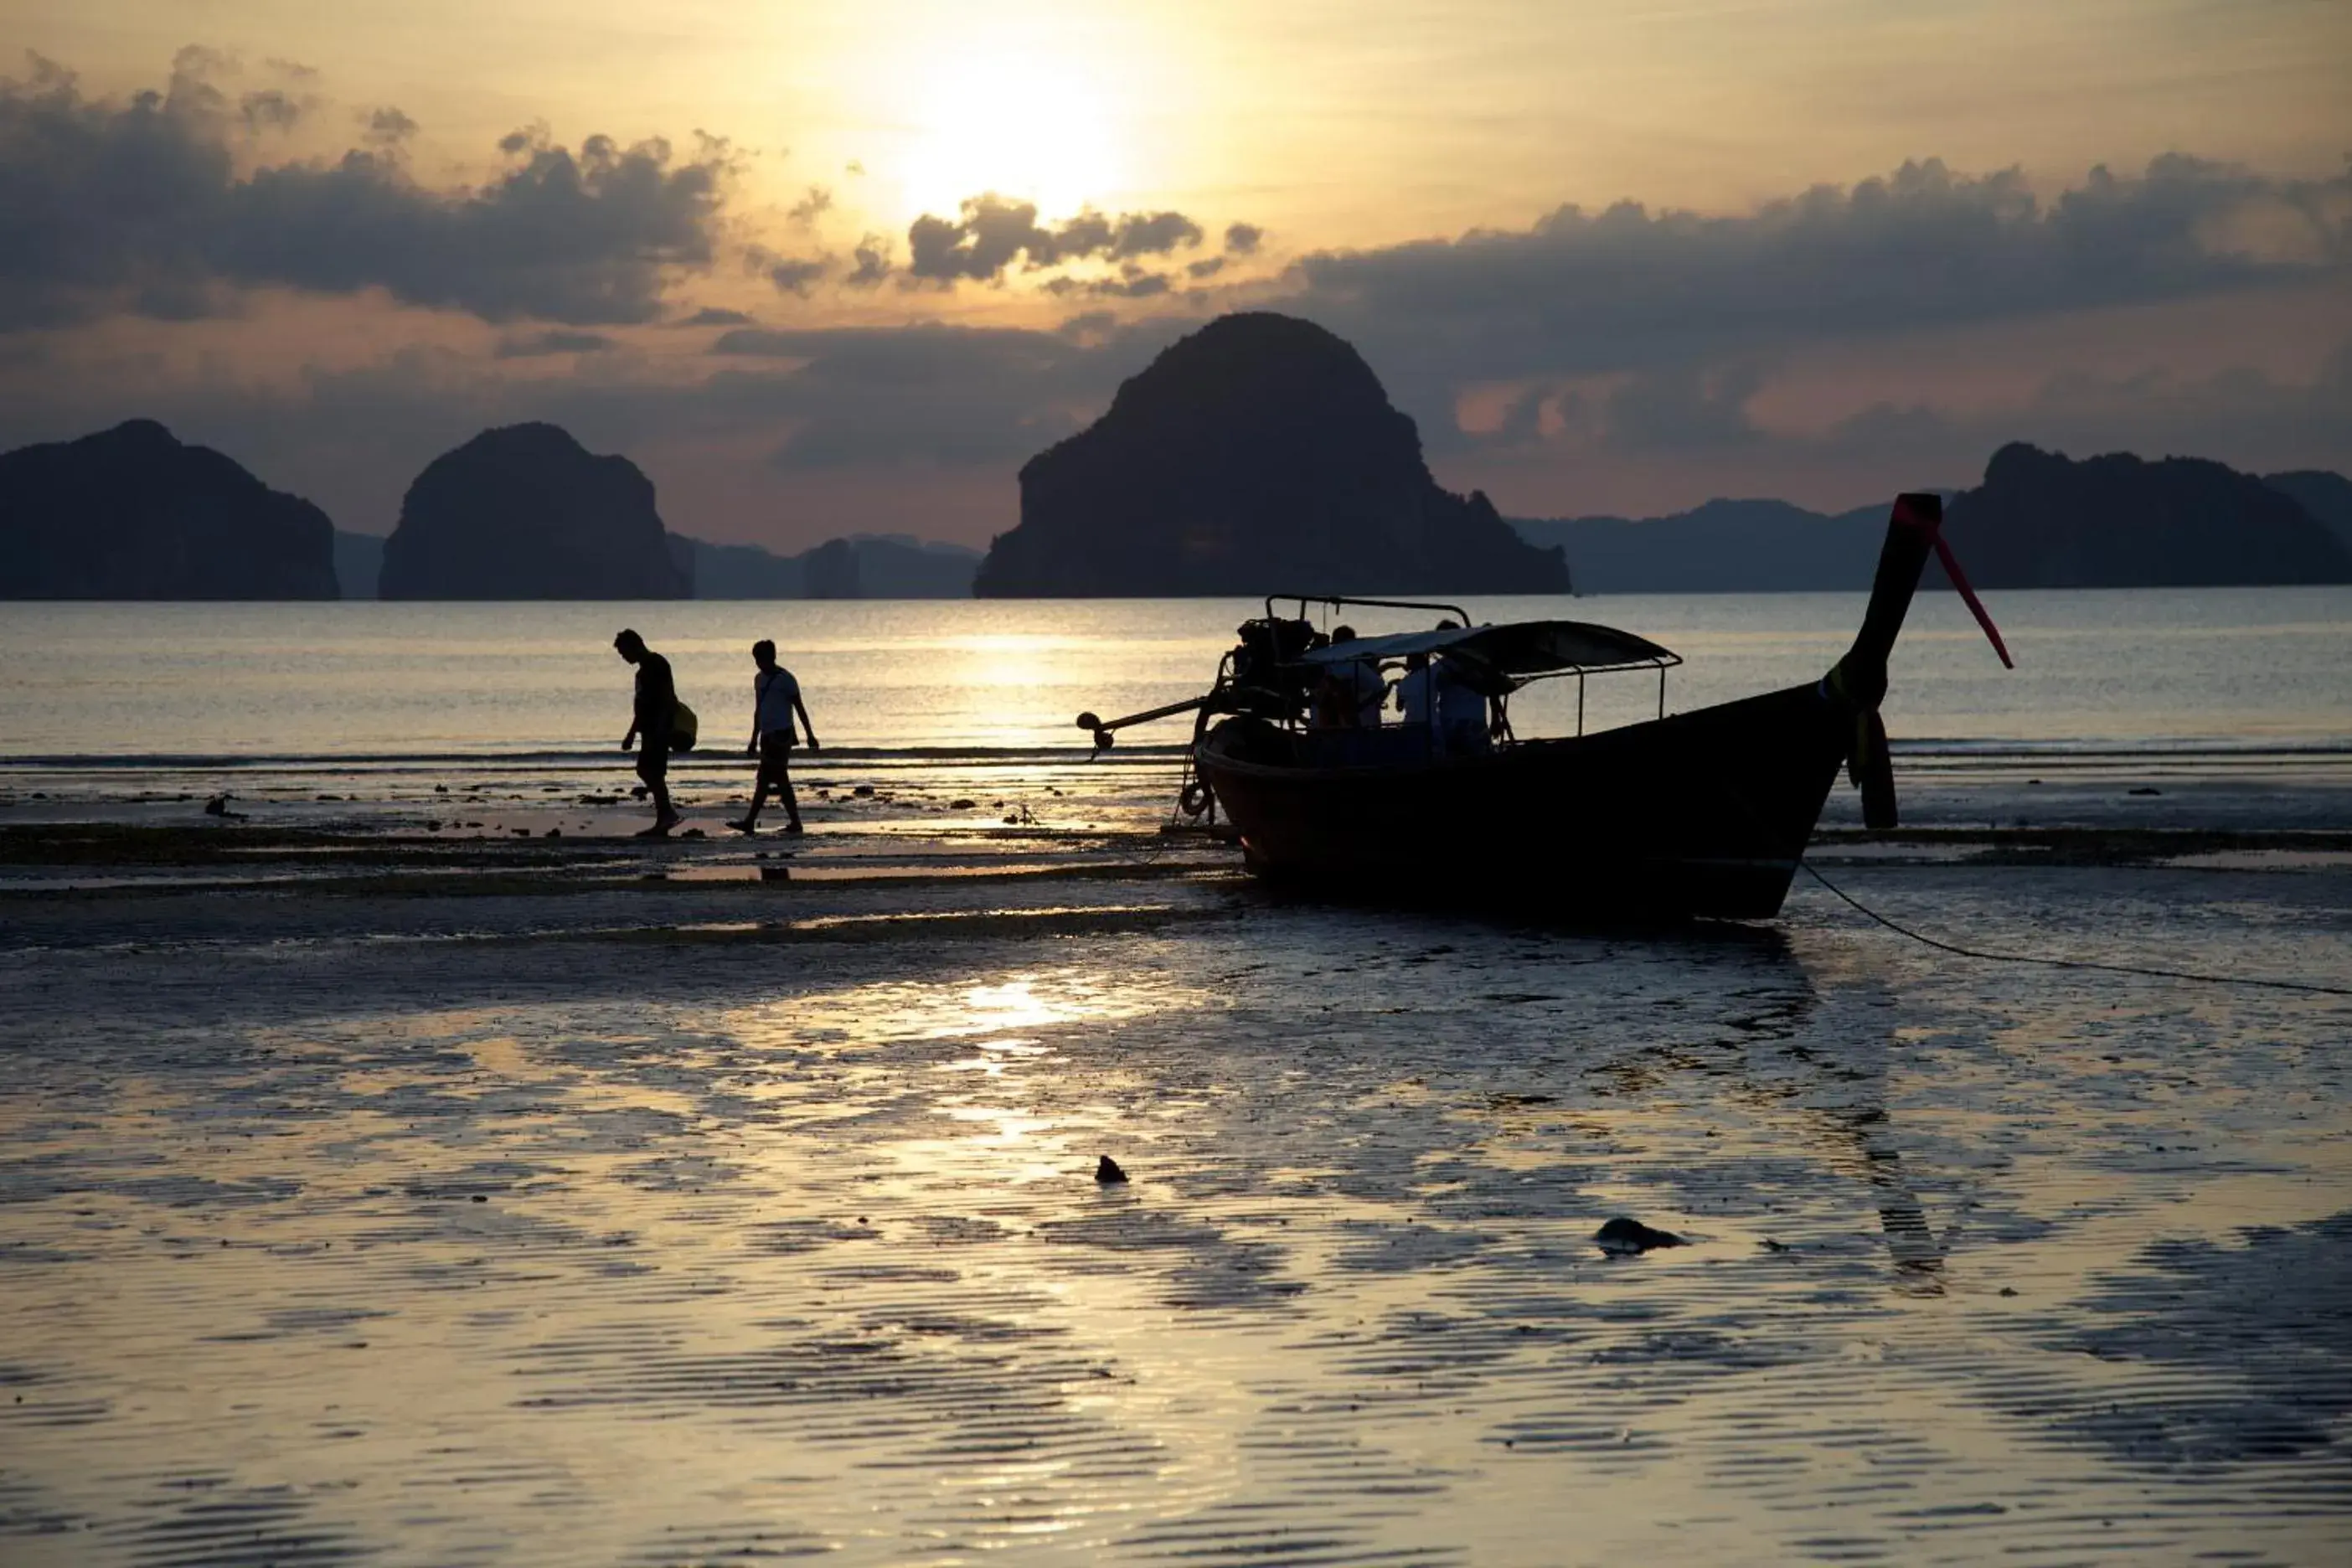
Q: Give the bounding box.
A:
[3,590,2346,766]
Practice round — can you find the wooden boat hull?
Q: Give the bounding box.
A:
[1194,679,1852,919]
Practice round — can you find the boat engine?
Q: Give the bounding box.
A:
[1226,615,1322,723]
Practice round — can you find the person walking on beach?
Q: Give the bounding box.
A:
[614,628,681,837]
[732,639,819,834]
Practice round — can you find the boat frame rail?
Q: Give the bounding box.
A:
[1265,591,1684,736]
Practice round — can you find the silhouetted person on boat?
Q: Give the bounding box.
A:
[1395,648,1436,730]
[1312,625,1385,730]
[614,628,680,836]
[1395,626,1492,757]
[731,638,819,835]
[1431,622,1494,755]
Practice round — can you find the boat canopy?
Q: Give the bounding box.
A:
[1290,619,1679,678]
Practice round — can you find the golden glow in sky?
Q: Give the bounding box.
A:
[891,40,1128,219]
[13,1,2352,250]
[3,0,2349,542]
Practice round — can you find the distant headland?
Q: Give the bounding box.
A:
[1933,443,2350,589]
[975,312,1573,596]
[1514,446,2352,593]
[379,423,689,601]
[8,362,2351,601]
[0,420,337,600]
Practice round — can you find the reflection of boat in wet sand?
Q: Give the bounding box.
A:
[1078,494,2009,919]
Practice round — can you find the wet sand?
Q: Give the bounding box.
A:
[3,780,2349,1565]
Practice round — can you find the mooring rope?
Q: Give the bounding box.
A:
[1799,859,2352,998]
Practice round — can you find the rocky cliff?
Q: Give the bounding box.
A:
[2263,470,2352,554]
[0,420,338,599]
[379,423,689,600]
[1937,444,2351,589]
[976,313,1571,596]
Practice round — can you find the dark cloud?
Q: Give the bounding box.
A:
[676,306,754,327]
[1286,156,2351,392]
[363,106,418,146]
[704,318,1194,468]
[493,328,617,358]
[1811,342,2352,470]
[787,185,832,226]
[239,90,303,133]
[1109,210,1203,259]
[1040,265,1173,299]
[0,53,734,329]
[846,232,891,287]
[1187,255,1225,280]
[903,193,1210,283]
[1224,221,1262,255]
[905,196,1054,282]
[1591,364,1771,453]
[1452,336,2352,503]
[764,254,828,296]
[1054,310,1117,343]
[265,59,319,81]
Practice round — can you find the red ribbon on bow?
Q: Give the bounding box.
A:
[1894,495,2014,669]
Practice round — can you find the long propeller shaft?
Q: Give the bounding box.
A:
[1074,694,1210,750]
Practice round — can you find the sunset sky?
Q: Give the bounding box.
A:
[3,0,2348,550]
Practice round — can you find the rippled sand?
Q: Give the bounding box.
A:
[2,793,2349,1565]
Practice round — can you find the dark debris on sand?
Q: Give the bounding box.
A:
[1596,1216,1686,1256]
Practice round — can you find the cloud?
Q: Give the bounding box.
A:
[1596,364,1772,453]
[1187,256,1225,280]
[705,322,1126,467]
[688,316,1210,469]
[1224,221,1262,255]
[1108,210,1203,259]
[239,90,304,133]
[846,231,891,287]
[1282,156,2351,391]
[0,51,735,329]
[1456,335,2352,513]
[787,185,832,226]
[493,328,617,358]
[676,306,754,327]
[763,253,828,296]
[903,193,1211,284]
[1815,341,2352,468]
[1040,265,1173,299]
[363,106,417,146]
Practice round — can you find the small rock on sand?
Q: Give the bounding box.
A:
[1095,1155,1129,1184]
[1596,1216,1684,1256]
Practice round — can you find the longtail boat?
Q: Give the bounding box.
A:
[1075,494,2011,919]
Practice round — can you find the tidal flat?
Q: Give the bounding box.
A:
[1,812,2347,1566]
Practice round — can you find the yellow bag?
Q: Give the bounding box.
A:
[669,699,699,752]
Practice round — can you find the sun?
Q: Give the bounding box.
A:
[896,43,1124,222]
